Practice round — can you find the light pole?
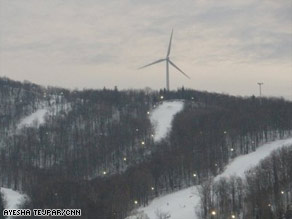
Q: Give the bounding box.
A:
[257,82,263,97]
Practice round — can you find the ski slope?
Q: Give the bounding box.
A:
[17,108,48,129]
[150,101,184,142]
[131,138,292,218]
[1,187,27,218]
[215,138,292,180]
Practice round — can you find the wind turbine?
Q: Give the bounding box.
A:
[257,82,263,97]
[139,29,190,91]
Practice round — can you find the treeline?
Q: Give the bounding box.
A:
[1,77,292,219]
[169,96,292,181]
[0,79,158,189]
[0,77,69,149]
[197,145,292,219]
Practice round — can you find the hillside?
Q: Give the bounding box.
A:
[131,138,292,219]
[0,77,292,219]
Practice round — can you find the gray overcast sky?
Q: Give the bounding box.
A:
[0,0,291,99]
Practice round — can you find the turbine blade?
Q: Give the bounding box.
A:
[168,60,191,79]
[166,29,173,57]
[138,59,165,69]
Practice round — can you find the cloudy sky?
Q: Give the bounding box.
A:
[0,0,291,99]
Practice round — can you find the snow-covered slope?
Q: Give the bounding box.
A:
[150,101,184,142]
[1,187,27,217]
[139,186,200,219]
[17,108,48,129]
[16,102,71,130]
[133,138,292,219]
[215,138,292,180]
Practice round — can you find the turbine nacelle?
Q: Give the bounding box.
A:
[139,29,190,91]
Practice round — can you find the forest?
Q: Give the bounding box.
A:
[0,77,292,219]
[197,145,292,219]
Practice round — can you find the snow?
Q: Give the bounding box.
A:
[1,187,26,211]
[17,108,48,128]
[215,138,292,180]
[128,99,292,219]
[16,101,71,130]
[131,137,292,219]
[138,187,200,219]
[150,101,184,142]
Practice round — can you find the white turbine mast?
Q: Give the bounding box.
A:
[257,82,264,97]
[139,29,190,91]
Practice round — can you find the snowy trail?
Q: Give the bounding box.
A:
[17,108,48,129]
[139,186,200,219]
[1,187,27,218]
[16,102,70,130]
[135,138,292,219]
[150,101,184,142]
[1,187,26,209]
[215,138,292,180]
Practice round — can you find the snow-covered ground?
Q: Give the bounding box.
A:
[150,101,184,142]
[138,186,200,219]
[131,137,292,219]
[136,101,292,219]
[16,102,71,130]
[17,108,49,129]
[1,187,27,218]
[215,138,292,180]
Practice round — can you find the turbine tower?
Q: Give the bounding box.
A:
[257,82,264,97]
[139,29,190,91]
